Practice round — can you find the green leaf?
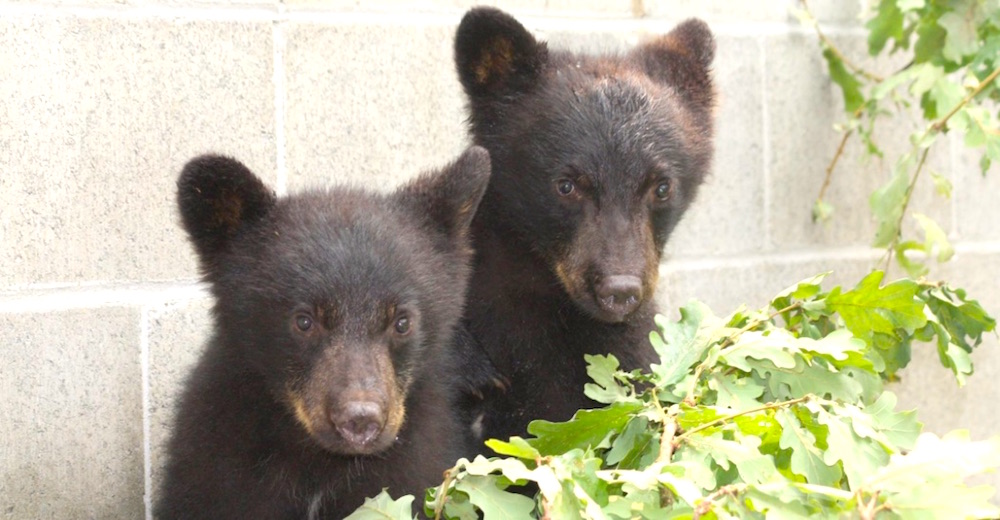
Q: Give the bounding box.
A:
[929,78,965,119]
[924,285,997,351]
[583,354,633,405]
[866,432,1000,518]
[606,416,659,469]
[650,302,717,389]
[345,490,415,520]
[821,48,865,114]
[721,330,799,373]
[866,0,905,54]
[914,18,946,64]
[709,373,766,411]
[938,10,981,63]
[815,407,889,490]
[432,488,479,520]
[862,392,920,450]
[826,271,926,342]
[527,401,641,455]
[485,437,541,460]
[776,409,843,486]
[811,199,834,223]
[888,480,1000,518]
[693,433,779,485]
[455,475,536,520]
[870,157,912,247]
[913,213,955,262]
[929,171,952,198]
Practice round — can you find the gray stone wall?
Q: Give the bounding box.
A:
[2,0,997,516]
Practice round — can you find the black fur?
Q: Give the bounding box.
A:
[157,147,491,518]
[454,8,716,443]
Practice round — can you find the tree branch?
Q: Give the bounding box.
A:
[675,395,814,443]
[692,484,747,520]
[432,466,459,520]
[799,0,884,82]
[931,65,1000,133]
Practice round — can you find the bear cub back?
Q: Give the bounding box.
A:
[156,147,491,519]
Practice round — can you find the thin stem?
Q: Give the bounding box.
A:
[816,128,855,208]
[881,147,931,273]
[816,105,866,211]
[857,491,881,520]
[652,389,677,464]
[653,390,679,507]
[880,65,1000,272]
[800,0,883,82]
[432,466,459,520]
[675,395,813,443]
[692,484,747,520]
[931,65,1000,133]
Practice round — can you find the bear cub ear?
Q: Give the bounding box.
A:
[454,6,548,99]
[632,18,716,111]
[395,146,491,241]
[177,154,277,264]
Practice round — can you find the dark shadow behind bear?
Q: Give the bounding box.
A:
[155,147,491,519]
[453,7,717,445]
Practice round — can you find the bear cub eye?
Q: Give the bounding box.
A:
[653,180,672,201]
[556,179,575,196]
[393,315,411,336]
[294,314,313,333]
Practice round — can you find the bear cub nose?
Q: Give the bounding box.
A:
[332,401,384,447]
[595,275,643,318]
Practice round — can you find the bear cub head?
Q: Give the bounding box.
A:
[177,147,490,455]
[455,8,715,323]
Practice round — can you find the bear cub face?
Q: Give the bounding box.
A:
[455,8,715,323]
[177,147,490,456]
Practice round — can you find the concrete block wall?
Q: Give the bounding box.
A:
[1,0,997,516]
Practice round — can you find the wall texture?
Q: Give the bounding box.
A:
[1,0,998,517]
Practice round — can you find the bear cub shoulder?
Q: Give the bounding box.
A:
[156,147,490,519]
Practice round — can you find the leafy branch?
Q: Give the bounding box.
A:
[798,0,1000,276]
[348,271,998,519]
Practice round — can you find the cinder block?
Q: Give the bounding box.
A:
[667,34,766,258]
[0,308,143,519]
[542,0,635,16]
[642,0,794,22]
[763,32,951,252]
[283,22,468,192]
[10,0,277,5]
[146,297,214,509]
[952,133,1000,242]
[657,254,876,317]
[0,17,275,288]
[802,0,865,23]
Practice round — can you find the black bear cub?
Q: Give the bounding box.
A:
[454,8,716,443]
[156,147,491,519]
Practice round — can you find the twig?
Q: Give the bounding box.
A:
[432,466,458,520]
[651,389,677,463]
[816,106,866,211]
[857,491,881,520]
[674,395,814,444]
[930,65,1000,133]
[800,0,883,82]
[692,484,747,520]
[881,147,931,273]
[879,65,1000,272]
